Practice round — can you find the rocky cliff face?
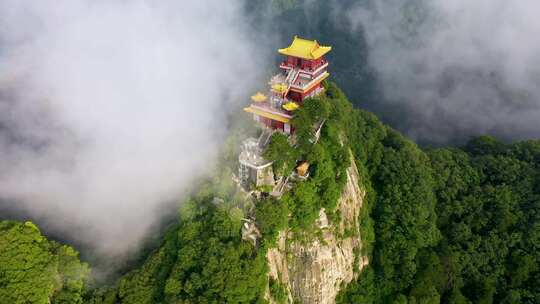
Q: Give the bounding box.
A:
[266,159,368,304]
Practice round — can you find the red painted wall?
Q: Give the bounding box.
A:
[289,91,302,102]
[287,56,303,67]
[285,56,326,70]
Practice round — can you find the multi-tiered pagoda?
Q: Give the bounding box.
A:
[244,36,331,135]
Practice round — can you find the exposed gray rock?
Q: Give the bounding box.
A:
[266,158,368,304]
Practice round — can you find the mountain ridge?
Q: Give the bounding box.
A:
[1,82,539,303]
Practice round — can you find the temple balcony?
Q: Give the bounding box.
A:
[250,102,293,118]
[290,71,329,92]
[279,59,328,77]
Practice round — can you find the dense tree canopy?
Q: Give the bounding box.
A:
[2,82,539,304]
[335,83,540,303]
[0,221,89,304]
[88,195,268,304]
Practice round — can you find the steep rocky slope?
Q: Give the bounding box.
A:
[267,157,368,304]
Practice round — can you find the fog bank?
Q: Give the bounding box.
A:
[347,0,540,144]
[0,0,265,258]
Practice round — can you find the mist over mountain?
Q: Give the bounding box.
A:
[249,0,540,145]
[0,0,268,260]
[347,0,540,144]
[0,1,539,303]
[2,1,538,259]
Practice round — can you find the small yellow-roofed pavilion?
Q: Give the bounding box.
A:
[296,162,310,177]
[278,36,332,60]
[251,92,267,102]
[282,102,299,111]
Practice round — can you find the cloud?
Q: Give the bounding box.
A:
[0,0,265,259]
[346,0,540,144]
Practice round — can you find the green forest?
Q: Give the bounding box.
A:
[331,83,540,303]
[0,221,89,303]
[2,82,538,303]
[2,0,539,303]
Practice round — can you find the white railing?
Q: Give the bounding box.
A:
[285,68,298,84]
[280,61,328,77]
[299,62,329,78]
[290,71,328,91]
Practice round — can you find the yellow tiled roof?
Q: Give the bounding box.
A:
[251,92,267,102]
[244,106,291,123]
[296,162,310,176]
[278,36,332,60]
[272,83,288,94]
[282,102,299,111]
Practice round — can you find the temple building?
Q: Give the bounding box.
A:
[244,36,331,135]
